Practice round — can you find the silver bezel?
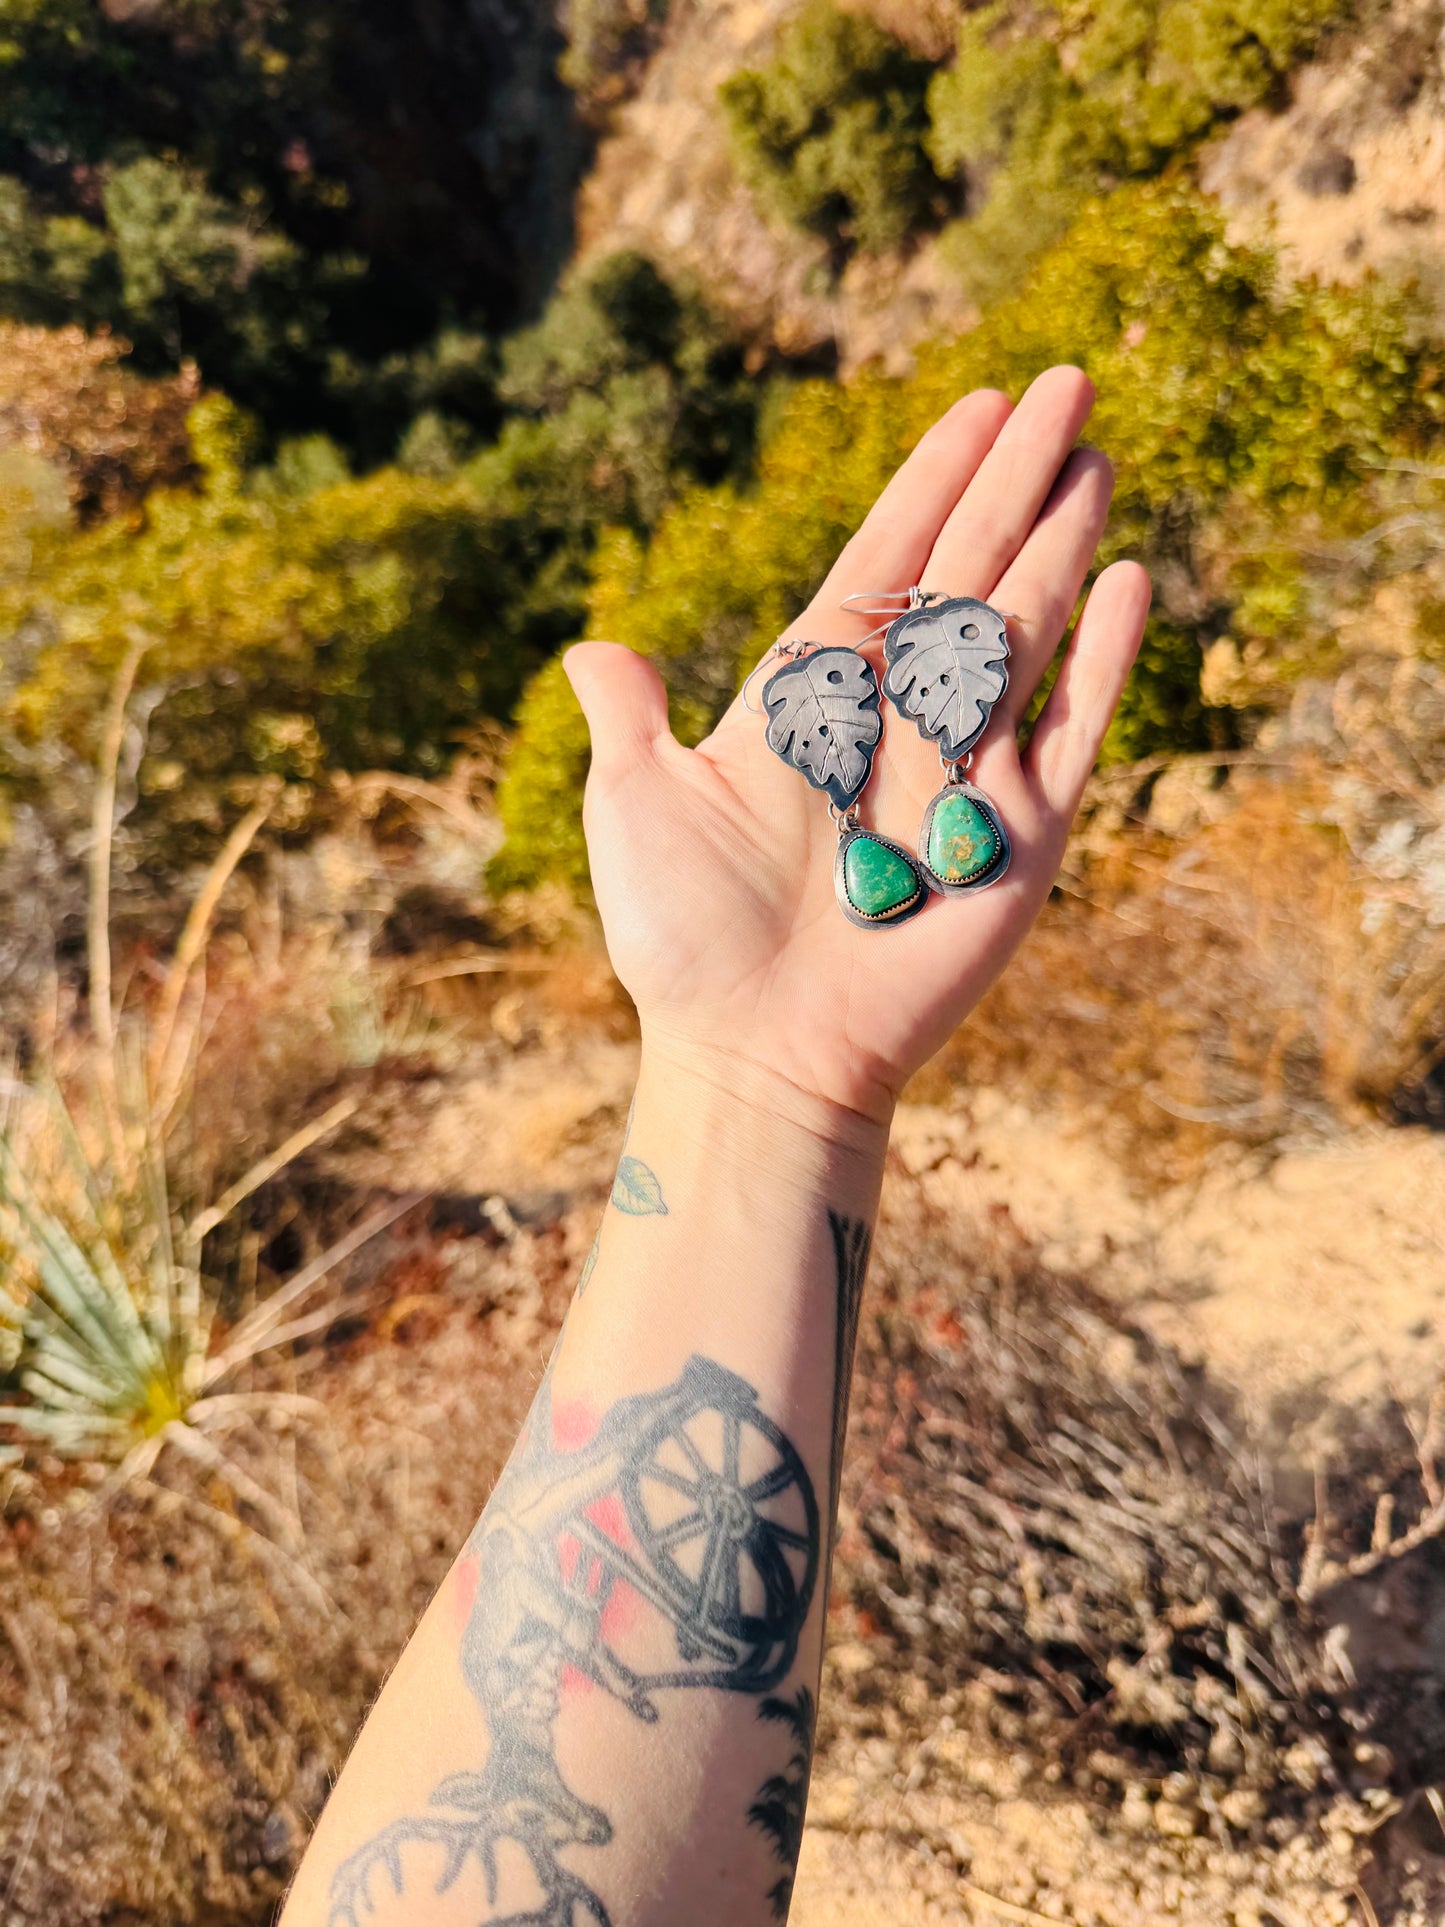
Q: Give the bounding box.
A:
[917,780,1012,897]
[833,826,929,930]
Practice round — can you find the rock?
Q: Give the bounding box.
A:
[1153,1797,1200,1837]
[1121,1783,1154,1834]
[1220,1787,1267,1830]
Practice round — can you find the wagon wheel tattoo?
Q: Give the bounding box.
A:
[620,1372,819,1694]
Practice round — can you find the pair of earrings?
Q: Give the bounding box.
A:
[748,589,1012,930]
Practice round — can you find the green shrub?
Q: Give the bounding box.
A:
[488,655,595,895]
[497,185,1441,888]
[928,0,1350,296]
[560,0,672,114]
[0,0,578,455]
[720,1,938,255]
[0,257,767,864]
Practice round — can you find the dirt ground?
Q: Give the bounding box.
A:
[344,1033,1445,1429]
[329,1033,1445,1926]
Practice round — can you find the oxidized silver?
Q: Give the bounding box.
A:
[761,645,882,812]
[881,594,1010,763]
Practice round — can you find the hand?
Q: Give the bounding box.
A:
[564,366,1151,1129]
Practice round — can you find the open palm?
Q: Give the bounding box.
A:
[564,367,1152,1125]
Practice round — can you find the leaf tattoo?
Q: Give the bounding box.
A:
[748,1685,817,1919]
[882,596,1009,763]
[611,1155,667,1216]
[762,647,882,811]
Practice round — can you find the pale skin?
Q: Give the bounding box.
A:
[281,366,1150,1927]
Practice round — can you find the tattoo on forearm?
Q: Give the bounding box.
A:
[610,1102,667,1217]
[610,1155,667,1215]
[327,1357,819,1926]
[747,1686,816,1920]
[739,1213,870,1916]
[826,1212,870,1550]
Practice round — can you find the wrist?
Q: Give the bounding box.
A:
[632,1030,892,1196]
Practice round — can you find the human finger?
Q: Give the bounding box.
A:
[800,387,1014,637]
[710,387,1013,746]
[1023,561,1152,817]
[564,641,673,786]
[918,365,1095,603]
[983,446,1115,738]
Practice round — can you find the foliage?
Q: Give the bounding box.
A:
[0,0,581,456]
[490,655,596,895]
[0,253,764,859]
[560,0,672,115]
[494,250,764,531]
[928,0,1350,298]
[499,185,1443,887]
[720,1,939,255]
[0,1070,204,1458]
[0,399,544,845]
[0,322,197,520]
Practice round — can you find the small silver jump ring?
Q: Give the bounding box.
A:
[828,801,861,831]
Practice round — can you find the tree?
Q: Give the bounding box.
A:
[720,1,939,257]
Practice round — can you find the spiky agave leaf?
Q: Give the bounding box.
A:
[0,1079,202,1459]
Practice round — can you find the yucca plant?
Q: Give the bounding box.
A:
[0,642,412,1486]
[0,1064,206,1462]
[0,1038,388,1474]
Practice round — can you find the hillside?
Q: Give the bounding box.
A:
[1,1,1445,1922]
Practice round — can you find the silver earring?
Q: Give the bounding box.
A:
[744,640,927,928]
[842,590,1013,895]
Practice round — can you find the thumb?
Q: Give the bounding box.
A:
[563,641,673,780]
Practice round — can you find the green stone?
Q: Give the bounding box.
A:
[844,834,920,917]
[927,791,1002,884]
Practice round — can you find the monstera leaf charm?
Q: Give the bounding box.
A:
[882,596,1010,763]
[762,646,882,811]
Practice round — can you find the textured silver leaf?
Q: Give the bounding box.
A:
[882,597,1010,762]
[762,647,882,810]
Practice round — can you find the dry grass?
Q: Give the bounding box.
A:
[0,1206,576,1924]
[914,766,1445,1179]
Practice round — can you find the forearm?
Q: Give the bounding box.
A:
[282,1040,888,1927]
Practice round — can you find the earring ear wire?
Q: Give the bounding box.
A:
[740,639,813,715]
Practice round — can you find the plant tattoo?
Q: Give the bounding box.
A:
[327,1356,820,1925]
[748,1686,816,1920]
[742,1212,871,1917]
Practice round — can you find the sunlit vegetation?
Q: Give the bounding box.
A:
[928,0,1351,298]
[0,254,768,866]
[499,185,1442,889]
[720,0,940,255]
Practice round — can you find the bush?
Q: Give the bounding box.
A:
[928,0,1350,296]
[560,0,672,115]
[0,257,766,866]
[497,185,1442,888]
[719,1,939,255]
[0,0,580,455]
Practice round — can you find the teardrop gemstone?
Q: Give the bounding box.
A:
[926,790,1003,885]
[843,834,922,917]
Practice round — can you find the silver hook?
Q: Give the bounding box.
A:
[839,586,940,645]
[740,638,814,715]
